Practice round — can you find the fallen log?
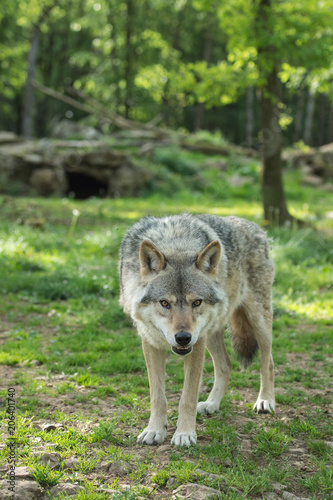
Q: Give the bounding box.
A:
[0,132,25,145]
[33,81,169,139]
[33,81,258,158]
[180,140,257,157]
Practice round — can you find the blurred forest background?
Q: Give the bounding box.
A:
[1,0,333,226]
[1,0,333,145]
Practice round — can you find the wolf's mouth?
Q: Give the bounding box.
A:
[172,346,192,356]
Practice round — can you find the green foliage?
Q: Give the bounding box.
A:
[29,462,65,488]
[1,0,333,142]
[153,147,199,175]
[91,422,116,443]
[254,428,292,457]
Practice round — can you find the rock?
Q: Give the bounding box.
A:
[64,146,150,198]
[282,492,310,500]
[108,163,151,197]
[42,423,65,432]
[22,154,44,166]
[63,458,80,470]
[239,438,254,459]
[229,175,253,188]
[41,423,58,432]
[221,458,232,468]
[52,120,101,140]
[138,142,155,157]
[11,467,32,479]
[30,168,67,196]
[172,483,222,500]
[40,452,61,469]
[104,460,135,476]
[0,138,150,199]
[31,421,43,430]
[0,132,24,144]
[195,468,222,482]
[0,480,47,499]
[29,359,43,367]
[48,482,84,497]
[166,477,177,487]
[284,143,333,181]
[36,139,57,160]
[287,447,307,455]
[209,457,231,467]
[0,151,35,194]
[271,482,288,493]
[81,149,127,168]
[303,174,323,186]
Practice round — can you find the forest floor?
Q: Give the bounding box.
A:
[0,152,332,499]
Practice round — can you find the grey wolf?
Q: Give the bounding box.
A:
[119,213,275,446]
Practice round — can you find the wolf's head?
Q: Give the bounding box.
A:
[134,240,228,355]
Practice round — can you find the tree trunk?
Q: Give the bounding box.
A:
[22,25,40,138]
[257,0,293,226]
[328,103,333,144]
[304,88,316,146]
[107,0,122,113]
[124,0,135,119]
[246,87,255,147]
[21,2,57,138]
[194,17,214,132]
[318,94,327,146]
[259,71,293,226]
[293,89,305,143]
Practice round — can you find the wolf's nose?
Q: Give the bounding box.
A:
[175,331,192,346]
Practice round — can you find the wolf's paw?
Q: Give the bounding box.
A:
[137,427,167,445]
[171,431,197,447]
[253,398,275,414]
[197,400,219,415]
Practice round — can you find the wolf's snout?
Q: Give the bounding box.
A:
[175,331,192,346]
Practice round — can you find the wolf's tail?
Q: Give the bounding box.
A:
[230,306,258,368]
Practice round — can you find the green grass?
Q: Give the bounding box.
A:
[0,149,332,499]
[29,462,66,488]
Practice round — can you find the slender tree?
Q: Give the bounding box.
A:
[21,2,57,138]
[124,0,135,119]
[194,16,215,131]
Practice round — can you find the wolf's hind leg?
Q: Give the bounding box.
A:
[245,304,275,414]
[137,339,168,445]
[253,323,275,414]
[231,302,275,413]
[197,330,231,415]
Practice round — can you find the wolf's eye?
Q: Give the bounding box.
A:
[160,300,170,309]
[192,299,202,308]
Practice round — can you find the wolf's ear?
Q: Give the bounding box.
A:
[196,240,221,276]
[139,240,165,279]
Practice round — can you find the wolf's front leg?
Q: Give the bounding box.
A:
[137,339,168,445]
[171,337,206,447]
[197,330,231,415]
